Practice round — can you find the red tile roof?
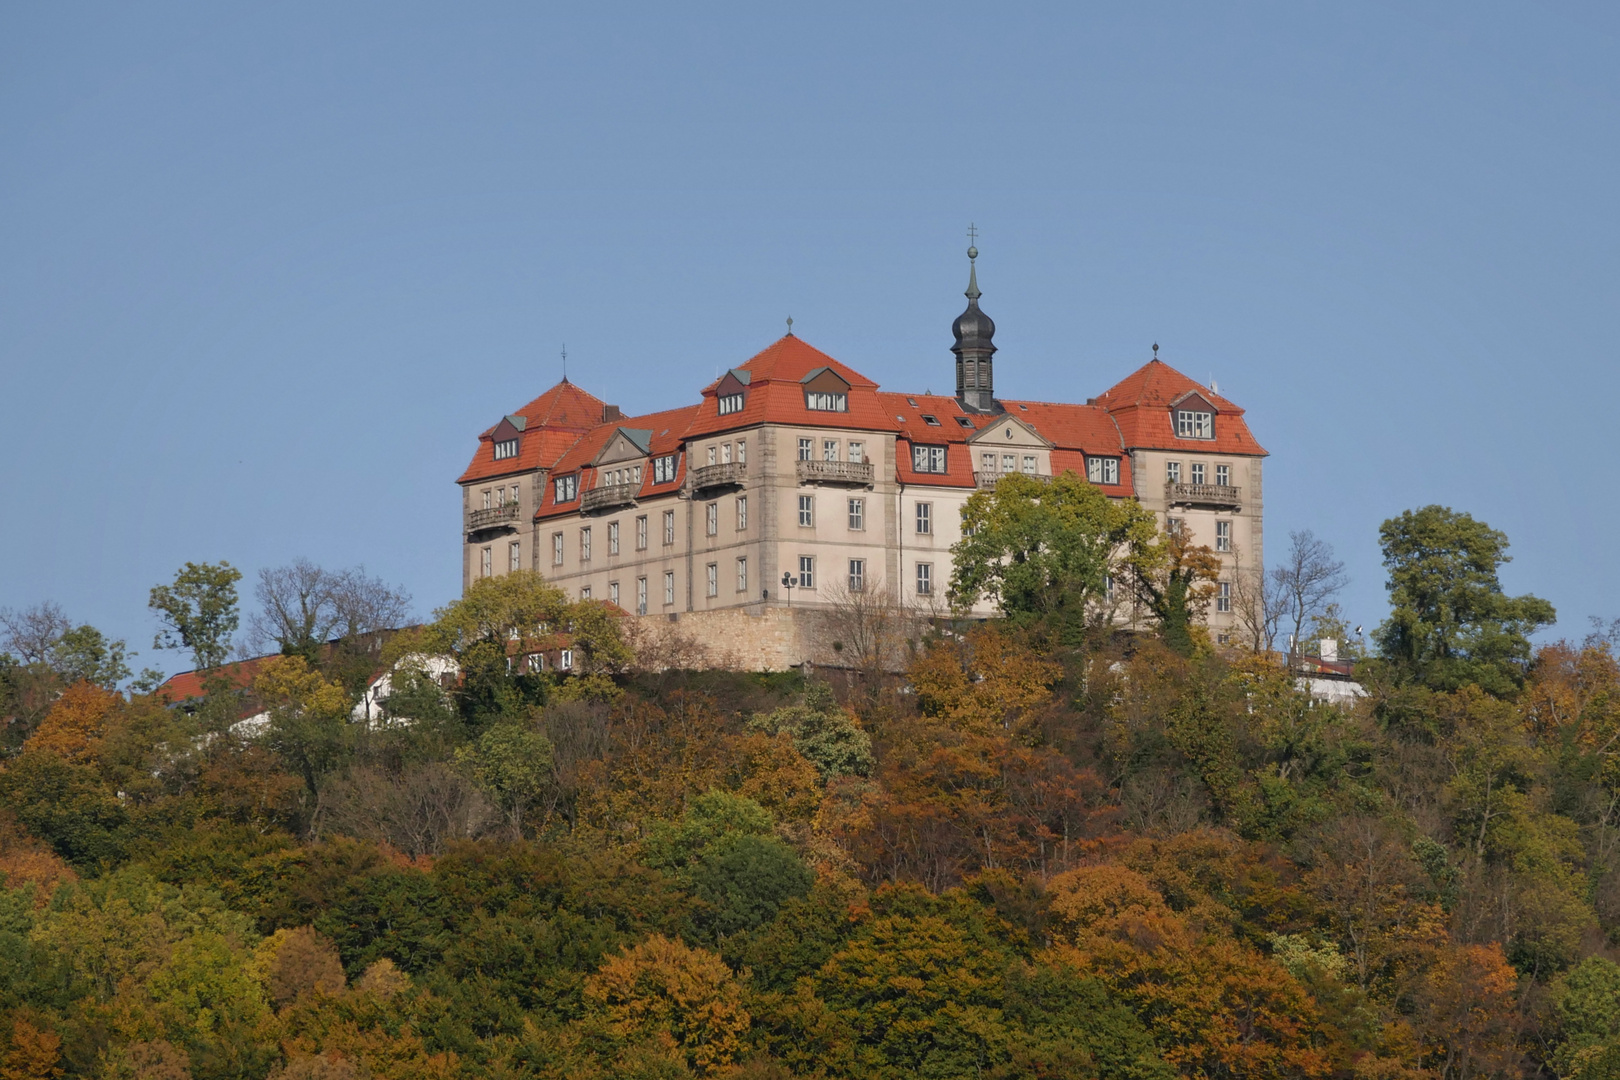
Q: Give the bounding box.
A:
[473,338,1260,517]
[459,380,609,484]
[1095,359,1267,456]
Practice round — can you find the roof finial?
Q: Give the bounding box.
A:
[965,222,981,301]
[561,343,568,382]
[786,316,794,336]
[1152,342,1159,360]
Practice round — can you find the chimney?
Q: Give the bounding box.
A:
[602,405,621,423]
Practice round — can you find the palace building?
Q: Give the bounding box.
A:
[457,248,1267,664]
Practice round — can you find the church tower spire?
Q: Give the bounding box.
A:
[951,226,998,413]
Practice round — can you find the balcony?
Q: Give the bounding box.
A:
[974,470,1049,489]
[796,459,875,487]
[467,503,521,533]
[1166,482,1242,509]
[689,461,746,491]
[581,482,639,513]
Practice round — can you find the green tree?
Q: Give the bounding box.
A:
[748,682,873,781]
[1128,523,1223,656]
[1374,506,1555,694]
[256,656,353,801]
[950,471,1157,639]
[454,721,555,837]
[50,624,133,689]
[149,562,243,673]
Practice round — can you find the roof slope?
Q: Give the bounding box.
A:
[460,380,608,484]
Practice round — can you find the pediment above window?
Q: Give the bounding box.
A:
[966,416,1051,448]
[594,428,653,466]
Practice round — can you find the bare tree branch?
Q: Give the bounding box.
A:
[1272,530,1348,653]
[0,602,71,665]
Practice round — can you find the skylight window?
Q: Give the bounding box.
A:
[906,397,917,406]
[955,417,974,428]
[922,414,940,426]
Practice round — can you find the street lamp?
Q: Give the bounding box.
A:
[780,571,795,607]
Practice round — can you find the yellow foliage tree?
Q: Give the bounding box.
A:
[27,681,121,764]
[583,933,750,1076]
[0,1019,62,1080]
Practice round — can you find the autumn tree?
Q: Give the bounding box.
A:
[1374,506,1555,695]
[149,561,243,672]
[257,655,353,800]
[1128,521,1222,656]
[584,934,750,1075]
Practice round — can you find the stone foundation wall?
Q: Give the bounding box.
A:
[624,606,815,671]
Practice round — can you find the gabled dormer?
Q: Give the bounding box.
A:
[801,367,850,413]
[1168,390,1217,441]
[592,428,653,491]
[967,415,1054,478]
[491,414,526,461]
[714,369,750,416]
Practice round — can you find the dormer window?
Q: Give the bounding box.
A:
[493,438,519,460]
[1086,456,1120,485]
[652,454,678,484]
[806,391,848,412]
[912,445,948,473]
[1175,409,1214,439]
[554,475,579,502]
[718,392,745,415]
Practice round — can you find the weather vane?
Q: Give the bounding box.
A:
[967,222,979,259]
[561,343,568,381]
[786,316,794,336]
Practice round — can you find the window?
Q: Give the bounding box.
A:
[798,495,814,527]
[610,581,620,607]
[721,442,732,464]
[912,445,947,473]
[848,441,863,463]
[706,563,718,598]
[916,562,933,595]
[922,414,940,426]
[552,532,564,565]
[653,455,678,484]
[736,440,746,463]
[848,497,864,530]
[494,438,519,460]
[806,391,848,411]
[736,496,748,531]
[981,451,996,470]
[510,484,520,504]
[481,547,492,578]
[482,489,492,510]
[1167,517,1184,535]
[798,556,814,588]
[663,510,675,545]
[1001,453,1016,472]
[707,445,717,466]
[1216,520,1231,552]
[635,515,648,550]
[916,502,932,534]
[528,653,545,673]
[706,502,718,536]
[736,556,748,593]
[580,527,592,561]
[608,521,620,555]
[1166,461,1181,483]
[848,559,865,592]
[664,572,675,606]
[955,416,975,428]
[554,475,578,502]
[798,438,813,461]
[1022,455,1037,474]
[823,439,839,461]
[1176,409,1214,439]
[580,586,591,600]
[636,577,648,615]
[508,541,521,572]
[1191,463,1206,485]
[1086,456,1120,485]
[1217,581,1232,613]
[559,649,574,671]
[718,392,744,415]
[1215,464,1230,486]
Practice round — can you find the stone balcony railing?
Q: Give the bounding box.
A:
[1166,481,1242,509]
[974,470,1049,489]
[689,461,747,491]
[467,503,522,532]
[581,482,639,513]
[795,459,875,486]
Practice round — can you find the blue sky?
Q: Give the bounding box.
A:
[2,3,1616,675]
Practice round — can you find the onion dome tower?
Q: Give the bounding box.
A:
[952,234,998,413]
